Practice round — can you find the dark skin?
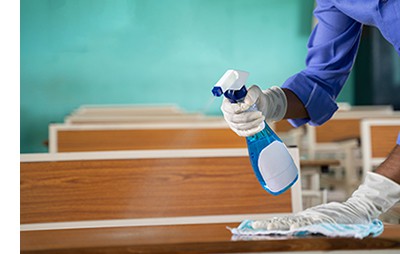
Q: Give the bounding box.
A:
[282,88,400,185]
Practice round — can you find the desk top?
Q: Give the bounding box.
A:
[21,223,400,253]
[300,159,341,168]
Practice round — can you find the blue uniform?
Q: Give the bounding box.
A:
[282,0,400,128]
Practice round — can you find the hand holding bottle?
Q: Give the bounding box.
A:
[221,85,287,137]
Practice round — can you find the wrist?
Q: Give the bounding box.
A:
[282,88,309,119]
[262,86,287,121]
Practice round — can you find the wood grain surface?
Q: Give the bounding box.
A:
[20,223,400,253]
[315,119,360,143]
[274,120,295,133]
[21,157,292,224]
[57,128,246,152]
[371,126,400,157]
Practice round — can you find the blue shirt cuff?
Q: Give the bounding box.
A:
[282,72,339,127]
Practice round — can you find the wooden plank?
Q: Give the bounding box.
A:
[21,156,292,224]
[371,125,400,158]
[56,128,246,152]
[72,104,184,116]
[315,119,360,143]
[20,223,400,253]
[274,120,295,133]
[65,114,208,124]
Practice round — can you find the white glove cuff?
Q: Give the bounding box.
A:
[356,172,400,214]
[299,172,400,224]
[262,86,287,121]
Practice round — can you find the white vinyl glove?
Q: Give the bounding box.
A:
[221,85,287,137]
[251,172,400,230]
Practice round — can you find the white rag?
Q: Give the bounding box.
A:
[228,219,384,239]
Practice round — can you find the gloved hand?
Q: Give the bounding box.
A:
[251,172,400,230]
[221,85,287,137]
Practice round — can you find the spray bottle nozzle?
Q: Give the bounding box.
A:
[211,87,224,97]
[224,86,248,103]
[212,70,250,103]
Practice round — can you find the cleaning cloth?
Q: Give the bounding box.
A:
[228,219,383,239]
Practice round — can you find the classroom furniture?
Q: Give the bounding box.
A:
[361,118,400,178]
[272,120,305,148]
[48,121,334,207]
[300,159,341,208]
[21,148,302,227]
[70,104,185,116]
[305,110,398,194]
[64,113,216,124]
[48,121,243,153]
[21,222,400,254]
[65,104,196,123]
[21,149,400,253]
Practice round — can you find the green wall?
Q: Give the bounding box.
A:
[21,0,353,153]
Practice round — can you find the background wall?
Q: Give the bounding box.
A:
[21,0,353,153]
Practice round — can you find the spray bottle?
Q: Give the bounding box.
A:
[212,70,298,195]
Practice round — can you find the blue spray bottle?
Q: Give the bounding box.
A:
[212,70,298,195]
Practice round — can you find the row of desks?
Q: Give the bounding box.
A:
[22,104,400,253]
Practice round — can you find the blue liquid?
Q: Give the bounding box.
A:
[246,122,298,195]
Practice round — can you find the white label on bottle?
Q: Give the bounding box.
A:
[257,141,298,192]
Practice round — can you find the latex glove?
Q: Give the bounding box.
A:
[221,85,287,137]
[251,172,400,230]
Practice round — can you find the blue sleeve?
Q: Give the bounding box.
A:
[282,0,363,127]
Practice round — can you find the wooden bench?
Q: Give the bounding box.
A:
[64,113,219,124]
[361,118,400,178]
[21,148,302,228]
[49,121,245,153]
[305,111,399,193]
[21,149,400,253]
[48,121,331,207]
[70,104,185,117]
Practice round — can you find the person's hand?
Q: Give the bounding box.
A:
[221,85,287,137]
[251,172,400,230]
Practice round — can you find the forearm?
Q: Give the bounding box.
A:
[282,88,309,119]
[376,144,400,185]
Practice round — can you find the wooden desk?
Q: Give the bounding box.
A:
[49,121,244,153]
[301,159,341,171]
[21,223,400,253]
[21,149,302,225]
[300,159,341,207]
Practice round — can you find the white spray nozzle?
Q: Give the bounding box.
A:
[212,70,249,97]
